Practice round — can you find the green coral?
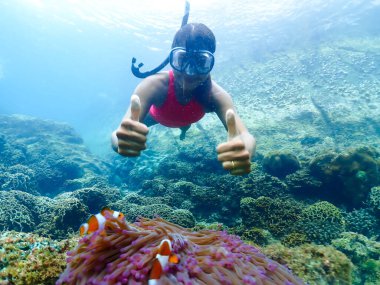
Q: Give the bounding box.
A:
[281,232,309,247]
[108,200,196,228]
[0,190,94,239]
[369,186,380,216]
[240,196,304,238]
[262,151,301,178]
[345,209,378,239]
[0,191,37,232]
[309,147,380,208]
[35,193,89,239]
[297,201,345,244]
[238,169,289,199]
[167,209,195,228]
[0,164,38,194]
[263,243,353,284]
[192,221,226,232]
[360,259,380,285]
[285,169,323,197]
[332,232,380,284]
[70,187,122,213]
[332,232,380,264]
[241,227,271,246]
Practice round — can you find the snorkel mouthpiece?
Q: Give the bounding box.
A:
[131,0,190,78]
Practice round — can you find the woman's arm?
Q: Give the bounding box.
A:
[111,73,167,156]
[210,81,256,175]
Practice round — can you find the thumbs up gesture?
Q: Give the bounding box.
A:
[114,95,149,157]
[217,109,252,175]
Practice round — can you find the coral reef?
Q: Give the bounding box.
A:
[369,186,380,216]
[139,177,236,224]
[238,170,289,199]
[0,231,76,285]
[309,147,380,208]
[109,199,196,228]
[345,209,378,239]
[36,193,90,239]
[262,151,301,178]
[281,233,309,248]
[0,190,92,239]
[332,232,380,264]
[241,227,272,246]
[296,201,345,244]
[0,190,37,232]
[0,114,113,196]
[332,232,380,284]
[2,35,380,283]
[240,196,304,238]
[57,216,304,284]
[0,164,38,194]
[285,169,323,198]
[263,243,353,284]
[70,187,122,213]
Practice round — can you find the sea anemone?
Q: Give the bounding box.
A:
[57,215,304,284]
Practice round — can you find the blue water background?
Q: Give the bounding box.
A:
[0,0,379,155]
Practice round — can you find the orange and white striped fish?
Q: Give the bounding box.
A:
[149,239,179,285]
[79,207,125,236]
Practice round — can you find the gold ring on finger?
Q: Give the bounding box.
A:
[231,161,236,169]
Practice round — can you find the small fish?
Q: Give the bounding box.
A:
[149,239,179,285]
[79,207,125,236]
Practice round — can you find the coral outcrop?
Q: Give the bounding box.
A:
[262,152,301,178]
[296,201,345,244]
[263,243,353,284]
[309,147,380,208]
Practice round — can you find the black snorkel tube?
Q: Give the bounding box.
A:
[131,0,190,78]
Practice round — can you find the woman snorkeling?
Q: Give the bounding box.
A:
[111,23,256,175]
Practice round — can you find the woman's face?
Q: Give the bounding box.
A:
[170,47,214,90]
[173,70,210,90]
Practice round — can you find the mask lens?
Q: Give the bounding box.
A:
[193,52,214,74]
[170,49,188,72]
[170,48,214,75]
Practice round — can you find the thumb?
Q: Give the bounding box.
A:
[130,94,141,121]
[226,109,239,141]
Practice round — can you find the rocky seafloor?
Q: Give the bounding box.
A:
[1,36,380,284]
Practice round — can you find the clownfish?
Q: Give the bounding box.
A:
[149,239,179,285]
[79,207,125,236]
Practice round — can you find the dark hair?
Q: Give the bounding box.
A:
[172,23,216,53]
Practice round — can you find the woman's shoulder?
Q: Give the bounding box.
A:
[136,71,169,103]
[142,71,170,87]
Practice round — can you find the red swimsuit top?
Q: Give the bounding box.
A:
[149,70,205,128]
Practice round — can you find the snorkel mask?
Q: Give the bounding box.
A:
[169,47,214,76]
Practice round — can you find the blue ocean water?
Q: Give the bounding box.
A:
[0,0,379,156]
[1,1,380,283]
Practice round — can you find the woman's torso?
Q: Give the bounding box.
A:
[148,70,216,127]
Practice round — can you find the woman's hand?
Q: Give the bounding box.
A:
[216,109,254,175]
[113,95,149,157]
